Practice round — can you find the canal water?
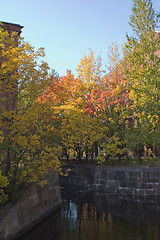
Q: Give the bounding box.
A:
[17,191,160,240]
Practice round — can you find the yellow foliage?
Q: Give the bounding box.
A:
[0,29,61,191]
[129,89,135,99]
[0,171,9,188]
[76,50,102,92]
[98,133,126,164]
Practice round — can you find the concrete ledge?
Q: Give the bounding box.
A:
[0,173,61,240]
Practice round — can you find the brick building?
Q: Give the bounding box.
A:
[0,22,23,65]
[0,21,23,172]
[0,22,23,111]
[1,21,23,35]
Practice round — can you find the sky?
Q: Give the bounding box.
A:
[1,0,160,77]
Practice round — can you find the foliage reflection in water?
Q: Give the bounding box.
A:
[18,193,160,240]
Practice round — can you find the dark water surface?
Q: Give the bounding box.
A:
[17,191,160,240]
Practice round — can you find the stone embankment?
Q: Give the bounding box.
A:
[0,173,61,240]
[60,164,160,198]
[1,165,160,239]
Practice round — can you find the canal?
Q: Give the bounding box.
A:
[17,189,160,240]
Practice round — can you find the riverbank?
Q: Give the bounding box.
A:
[60,164,160,201]
[1,164,160,239]
[17,190,160,240]
[0,173,61,240]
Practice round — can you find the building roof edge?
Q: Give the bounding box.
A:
[1,21,23,29]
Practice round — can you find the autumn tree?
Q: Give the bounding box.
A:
[90,42,130,163]
[76,50,103,93]
[0,27,62,203]
[60,109,108,161]
[58,49,128,162]
[124,0,160,158]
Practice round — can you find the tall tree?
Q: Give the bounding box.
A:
[124,0,160,157]
[76,50,103,93]
[0,28,62,203]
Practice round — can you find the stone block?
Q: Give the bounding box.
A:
[0,173,61,240]
[128,182,138,189]
[120,182,127,188]
[116,171,126,181]
[145,189,157,195]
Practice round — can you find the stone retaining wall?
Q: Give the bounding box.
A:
[94,166,160,196]
[60,165,160,197]
[0,173,61,240]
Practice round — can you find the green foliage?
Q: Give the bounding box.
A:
[0,171,9,188]
[124,0,160,156]
[98,133,126,164]
[60,110,108,161]
[0,171,9,206]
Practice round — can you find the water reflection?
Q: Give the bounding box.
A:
[18,192,160,240]
[60,192,160,240]
[16,209,61,240]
